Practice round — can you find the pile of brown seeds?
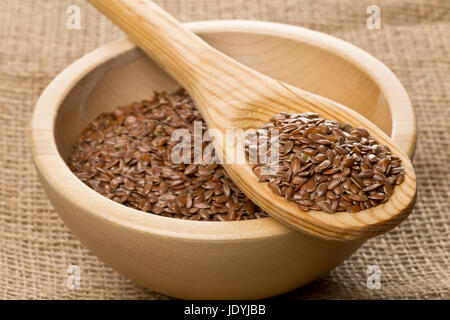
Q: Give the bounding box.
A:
[68,89,268,221]
[245,112,404,213]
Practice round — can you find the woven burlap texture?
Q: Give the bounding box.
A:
[0,0,448,299]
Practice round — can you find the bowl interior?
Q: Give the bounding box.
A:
[55,31,394,162]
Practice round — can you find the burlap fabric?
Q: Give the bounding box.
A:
[0,0,448,299]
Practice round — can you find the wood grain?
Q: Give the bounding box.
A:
[87,0,417,240]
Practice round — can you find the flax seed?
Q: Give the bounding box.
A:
[68,89,269,221]
[244,112,404,214]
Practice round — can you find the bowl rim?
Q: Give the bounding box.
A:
[30,20,416,241]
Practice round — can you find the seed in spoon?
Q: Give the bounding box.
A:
[245,112,404,214]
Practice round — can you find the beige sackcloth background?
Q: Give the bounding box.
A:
[0,0,448,299]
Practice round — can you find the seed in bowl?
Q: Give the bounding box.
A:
[244,112,404,213]
[68,89,268,221]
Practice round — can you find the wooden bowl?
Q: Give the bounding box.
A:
[30,21,416,299]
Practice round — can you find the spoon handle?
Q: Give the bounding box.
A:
[88,0,253,94]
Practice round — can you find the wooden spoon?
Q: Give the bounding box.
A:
[88,0,416,241]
